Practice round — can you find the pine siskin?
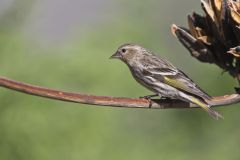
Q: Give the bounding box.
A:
[110,43,223,119]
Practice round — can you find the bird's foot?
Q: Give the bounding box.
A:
[140,94,158,100]
[139,94,159,108]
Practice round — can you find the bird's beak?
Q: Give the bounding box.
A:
[110,51,121,59]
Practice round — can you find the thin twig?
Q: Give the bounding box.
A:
[0,77,239,109]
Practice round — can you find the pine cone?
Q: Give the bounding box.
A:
[172,0,240,80]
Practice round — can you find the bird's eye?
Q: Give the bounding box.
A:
[121,48,126,53]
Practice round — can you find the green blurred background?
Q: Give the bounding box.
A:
[0,0,239,159]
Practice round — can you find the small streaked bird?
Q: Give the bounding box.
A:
[110,43,223,119]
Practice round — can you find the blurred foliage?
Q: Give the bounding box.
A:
[0,0,34,33]
[0,1,240,160]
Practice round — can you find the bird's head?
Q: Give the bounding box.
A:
[110,43,144,64]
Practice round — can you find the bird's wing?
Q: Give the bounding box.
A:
[140,52,177,71]
[146,67,212,100]
[139,53,211,100]
[164,71,212,100]
[146,67,178,76]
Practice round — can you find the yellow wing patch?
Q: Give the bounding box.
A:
[164,76,196,96]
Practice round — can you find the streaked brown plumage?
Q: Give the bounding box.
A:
[110,43,223,119]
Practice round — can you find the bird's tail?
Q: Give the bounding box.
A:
[190,97,223,120]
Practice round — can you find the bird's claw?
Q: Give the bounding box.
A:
[140,95,151,99]
[139,94,158,100]
[140,95,158,108]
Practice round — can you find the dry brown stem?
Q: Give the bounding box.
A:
[0,77,239,109]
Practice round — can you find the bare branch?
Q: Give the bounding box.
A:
[0,77,239,109]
